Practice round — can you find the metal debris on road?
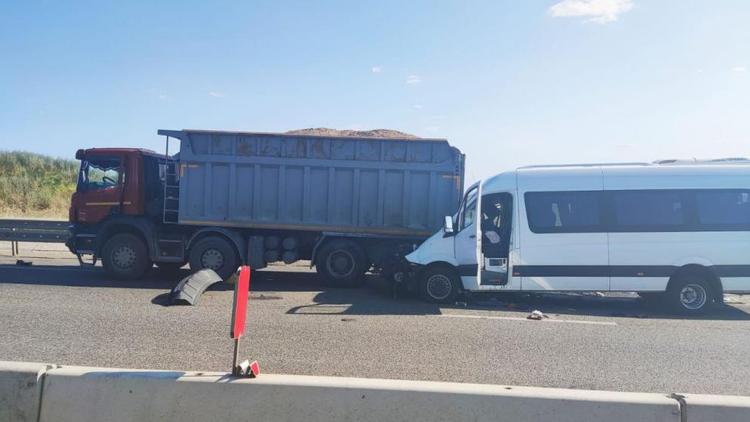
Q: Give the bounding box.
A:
[169,269,223,306]
[527,310,548,320]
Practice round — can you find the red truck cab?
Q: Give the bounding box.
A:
[69,148,153,224]
[67,147,172,277]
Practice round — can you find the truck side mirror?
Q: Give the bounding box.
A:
[443,216,455,236]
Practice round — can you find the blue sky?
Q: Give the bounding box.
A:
[1,0,748,182]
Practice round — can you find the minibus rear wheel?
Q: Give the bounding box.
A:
[419,265,461,304]
[666,276,713,315]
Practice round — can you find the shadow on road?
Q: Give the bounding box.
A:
[286,275,446,316]
[286,286,750,320]
[462,292,750,321]
[2,262,748,320]
[0,264,176,289]
[0,263,326,291]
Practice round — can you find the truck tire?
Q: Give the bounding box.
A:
[315,239,368,287]
[419,265,461,304]
[666,275,714,315]
[188,236,239,280]
[101,233,151,280]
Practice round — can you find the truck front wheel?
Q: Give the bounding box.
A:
[188,236,239,280]
[316,239,368,287]
[102,233,151,280]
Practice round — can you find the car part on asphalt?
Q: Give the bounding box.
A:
[169,268,223,305]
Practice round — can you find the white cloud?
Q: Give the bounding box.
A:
[406,74,421,84]
[371,66,383,73]
[413,104,423,110]
[548,0,633,23]
[208,91,225,98]
[158,94,168,101]
[731,66,747,73]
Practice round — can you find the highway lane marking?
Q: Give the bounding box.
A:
[440,314,617,326]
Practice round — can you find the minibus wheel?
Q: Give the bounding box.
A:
[666,276,713,315]
[420,265,461,304]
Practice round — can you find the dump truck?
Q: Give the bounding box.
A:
[66,129,465,285]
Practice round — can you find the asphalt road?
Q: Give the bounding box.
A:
[1,242,750,395]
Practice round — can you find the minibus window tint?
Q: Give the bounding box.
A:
[459,186,479,230]
[525,191,601,233]
[612,190,686,228]
[695,190,750,227]
[463,196,478,229]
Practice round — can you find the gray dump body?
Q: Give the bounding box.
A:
[159,129,464,237]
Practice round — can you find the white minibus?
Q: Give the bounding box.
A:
[406,161,750,314]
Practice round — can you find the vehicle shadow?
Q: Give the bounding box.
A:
[286,275,445,316]
[286,286,750,320]
[0,263,327,292]
[2,263,747,320]
[0,264,176,289]
[463,292,750,321]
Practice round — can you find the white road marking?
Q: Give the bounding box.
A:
[440,313,617,326]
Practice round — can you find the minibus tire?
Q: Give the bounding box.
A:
[420,266,461,304]
[666,276,713,315]
[102,233,151,280]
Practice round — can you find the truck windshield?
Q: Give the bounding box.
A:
[78,157,121,192]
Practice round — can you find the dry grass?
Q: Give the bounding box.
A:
[0,151,77,219]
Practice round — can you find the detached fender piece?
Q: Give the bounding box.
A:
[169,269,223,305]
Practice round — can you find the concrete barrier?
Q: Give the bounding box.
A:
[680,393,750,422]
[38,365,681,422]
[3,360,750,422]
[0,361,55,422]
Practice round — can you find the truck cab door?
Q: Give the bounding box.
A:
[73,154,125,224]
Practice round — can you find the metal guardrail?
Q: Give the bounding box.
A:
[0,219,70,256]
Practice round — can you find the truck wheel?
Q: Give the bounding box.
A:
[666,276,713,315]
[316,239,368,287]
[420,265,461,304]
[188,236,239,280]
[102,233,151,280]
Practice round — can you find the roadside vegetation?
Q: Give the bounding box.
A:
[0,151,77,219]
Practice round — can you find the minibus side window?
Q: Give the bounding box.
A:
[695,190,750,229]
[612,190,686,228]
[525,191,601,233]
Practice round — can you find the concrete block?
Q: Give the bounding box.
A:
[39,365,681,422]
[681,393,750,422]
[0,360,54,422]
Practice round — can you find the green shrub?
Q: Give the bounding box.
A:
[0,151,77,218]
